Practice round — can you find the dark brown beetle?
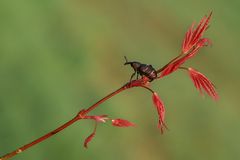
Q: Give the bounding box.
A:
[124,56,158,82]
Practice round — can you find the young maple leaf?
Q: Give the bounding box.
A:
[152,92,168,133]
[188,68,219,100]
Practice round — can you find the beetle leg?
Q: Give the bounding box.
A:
[130,71,136,82]
[136,72,139,80]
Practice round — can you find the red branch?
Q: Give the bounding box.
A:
[0,81,145,160]
[0,12,217,160]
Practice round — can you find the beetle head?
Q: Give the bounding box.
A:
[124,56,141,71]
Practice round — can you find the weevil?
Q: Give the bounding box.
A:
[124,56,157,82]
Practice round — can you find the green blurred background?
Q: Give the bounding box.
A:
[0,0,239,160]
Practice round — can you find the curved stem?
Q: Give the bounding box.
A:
[156,54,182,74]
[0,82,134,160]
[83,84,128,114]
[0,116,80,160]
[179,66,188,70]
[140,85,154,93]
[0,57,194,160]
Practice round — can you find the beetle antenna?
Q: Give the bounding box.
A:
[124,56,131,65]
[124,56,128,63]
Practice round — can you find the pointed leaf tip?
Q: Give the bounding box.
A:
[188,68,219,100]
[182,12,212,54]
[84,132,95,148]
[152,92,167,133]
[112,118,135,127]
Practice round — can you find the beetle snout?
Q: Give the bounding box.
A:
[124,62,132,65]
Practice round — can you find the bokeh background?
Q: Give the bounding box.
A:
[0,0,239,160]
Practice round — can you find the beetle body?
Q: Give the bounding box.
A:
[124,57,157,82]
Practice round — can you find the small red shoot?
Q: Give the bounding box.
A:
[112,118,135,127]
[160,12,212,78]
[182,12,212,54]
[152,92,167,133]
[84,132,96,148]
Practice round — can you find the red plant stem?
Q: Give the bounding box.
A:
[0,84,130,160]
[83,84,128,114]
[0,116,80,160]
[0,53,187,160]
[1,53,185,160]
[156,54,182,74]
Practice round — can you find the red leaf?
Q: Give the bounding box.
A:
[182,12,212,54]
[152,92,167,133]
[160,55,189,77]
[84,123,98,148]
[160,37,209,78]
[84,132,95,148]
[112,118,135,127]
[85,115,109,123]
[160,13,213,78]
[94,115,108,122]
[188,68,219,100]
